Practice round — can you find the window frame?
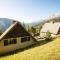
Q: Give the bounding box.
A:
[4,40,8,46]
[21,36,30,43]
[4,38,17,46]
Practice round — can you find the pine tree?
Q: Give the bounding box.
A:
[22,22,26,28]
[31,26,36,36]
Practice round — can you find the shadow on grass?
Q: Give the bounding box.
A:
[0,39,53,57]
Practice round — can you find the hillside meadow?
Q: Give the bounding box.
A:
[0,37,60,60]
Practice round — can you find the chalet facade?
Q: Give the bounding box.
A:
[0,21,35,54]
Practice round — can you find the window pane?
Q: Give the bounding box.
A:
[4,40,8,46]
[9,39,17,44]
[21,37,26,42]
[4,38,17,46]
[27,37,30,41]
[13,39,17,44]
[21,36,30,43]
[9,40,13,44]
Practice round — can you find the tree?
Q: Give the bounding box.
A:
[27,25,31,33]
[22,22,26,29]
[46,31,51,37]
[45,31,52,41]
[31,26,36,36]
[39,26,42,33]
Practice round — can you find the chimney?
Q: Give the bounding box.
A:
[13,20,16,23]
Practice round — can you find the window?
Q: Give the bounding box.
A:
[21,36,30,43]
[27,37,30,41]
[4,38,17,46]
[13,39,17,44]
[4,40,8,46]
[9,39,17,44]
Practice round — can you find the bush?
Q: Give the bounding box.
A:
[45,31,52,41]
[45,37,52,41]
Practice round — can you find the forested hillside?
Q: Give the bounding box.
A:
[0,18,13,33]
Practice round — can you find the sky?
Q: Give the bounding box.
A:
[0,0,60,23]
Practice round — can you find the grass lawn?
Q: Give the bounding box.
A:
[0,37,60,60]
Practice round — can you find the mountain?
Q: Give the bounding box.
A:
[0,18,13,33]
[34,13,60,28]
[0,18,39,33]
[45,13,60,20]
[0,13,60,33]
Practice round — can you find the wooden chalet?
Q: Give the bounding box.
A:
[0,21,36,54]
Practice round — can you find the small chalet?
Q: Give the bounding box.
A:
[40,22,60,38]
[0,21,35,54]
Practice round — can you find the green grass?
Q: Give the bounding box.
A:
[0,38,60,60]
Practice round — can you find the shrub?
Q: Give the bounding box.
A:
[45,31,52,41]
